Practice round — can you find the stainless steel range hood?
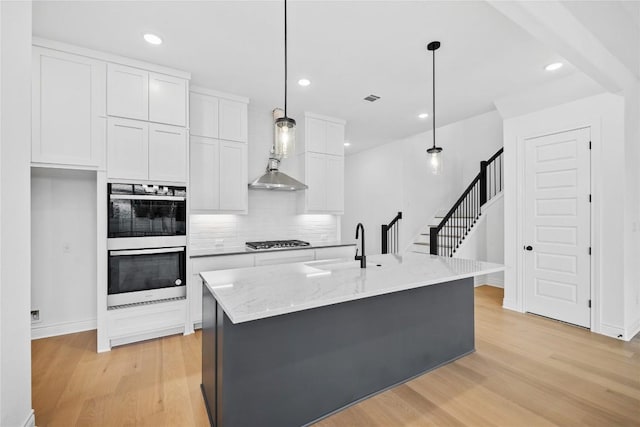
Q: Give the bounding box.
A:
[248,155,308,191]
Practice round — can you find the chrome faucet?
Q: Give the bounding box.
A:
[355,223,366,268]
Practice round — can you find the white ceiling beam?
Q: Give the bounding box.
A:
[487,0,638,93]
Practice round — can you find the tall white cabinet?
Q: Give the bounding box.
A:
[32,47,107,169]
[189,86,249,214]
[299,113,346,214]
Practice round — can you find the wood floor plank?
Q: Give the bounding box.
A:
[32,286,640,426]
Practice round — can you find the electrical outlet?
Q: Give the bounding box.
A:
[31,310,40,323]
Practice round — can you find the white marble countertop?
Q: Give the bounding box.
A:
[201,252,505,324]
[190,241,355,258]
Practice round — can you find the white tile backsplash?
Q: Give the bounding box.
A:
[190,191,339,250]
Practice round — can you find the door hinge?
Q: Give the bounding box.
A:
[589,140,592,149]
[588,299,591,308]
[589,247,592,255]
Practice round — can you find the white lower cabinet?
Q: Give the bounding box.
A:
[107,118,149,180]
[189,246,355,328]
[148,123,187,182]
[107,299,186,347]
[189,137,247,213]
[190,254,255,326]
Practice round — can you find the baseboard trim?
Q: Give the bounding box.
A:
[474,272,504,288]
[502,298,523,312]
[625,316,640,341]
[599,322,625,340]
[22,410,35,427]
[31,318,97,340]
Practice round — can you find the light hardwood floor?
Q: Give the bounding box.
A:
[32,286,640,426]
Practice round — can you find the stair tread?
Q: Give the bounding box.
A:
[414,241,454,248]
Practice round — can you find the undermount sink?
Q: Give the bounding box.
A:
[309,260,382,272]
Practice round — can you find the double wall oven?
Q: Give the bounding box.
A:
[107,183,187,307]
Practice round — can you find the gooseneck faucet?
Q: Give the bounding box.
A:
[355,223,366,268]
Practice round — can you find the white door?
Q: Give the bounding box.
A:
[325,155,344,213]
[149,73,187,127]
[190,92,219,138]
[148,123,187,182]
[219,140,248,211]
[524,127,591,327]
[32,47,106,167]
[107,118,149,180]
[218,99,248,142]
[107,64,149,121]
[190,136,220,211]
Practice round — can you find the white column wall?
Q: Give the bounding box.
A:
[0,1,34,426]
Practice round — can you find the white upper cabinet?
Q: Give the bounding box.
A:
[149,73,187,127]
[107,64,149,121]
[302,113,345,156]
[219,140,248,211]
[325,155,344,212]
[188,87,249,213]
[219,99,248,142]
[190,137,220,211]
[301,153,344,214]
[107,118,149,181]
[108,64,188,127]
[190,92,219,138]
[305,153,326,212]
[148,124,187,182]
[32,47,106,168]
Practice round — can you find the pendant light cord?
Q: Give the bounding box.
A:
[432,46,436,149]
[284,0,288,118]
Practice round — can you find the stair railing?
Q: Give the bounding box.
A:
[430,147,503,257]
[381,211,402,254]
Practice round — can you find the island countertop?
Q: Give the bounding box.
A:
[200,252,504,324]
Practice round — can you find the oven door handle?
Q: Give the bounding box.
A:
[110,247,185,256]
[109,194,186,201]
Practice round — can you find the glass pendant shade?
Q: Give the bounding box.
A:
[274,116,296,158]
[428,150,443,175]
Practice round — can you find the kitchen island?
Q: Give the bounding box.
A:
[200,252,504,427]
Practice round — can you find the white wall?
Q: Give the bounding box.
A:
[0,1,34,426]
[31,168,97,339]
[190,102,339,250]
[342,110,503,255]
[456,194,504,287]
[503,92,628,339]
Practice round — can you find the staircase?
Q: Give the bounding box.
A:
[412,147,503,257]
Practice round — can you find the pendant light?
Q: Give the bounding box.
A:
[274,0,296,158]
[426,41,443,175]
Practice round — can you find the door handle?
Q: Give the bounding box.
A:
[524,245,533,251]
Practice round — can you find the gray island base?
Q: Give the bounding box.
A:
[201,276,475,427]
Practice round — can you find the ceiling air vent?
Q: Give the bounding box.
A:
[364,94,380,102]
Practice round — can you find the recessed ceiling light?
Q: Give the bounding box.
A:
[344,142,351,147]
[545,62,563,71]
[298,78,311,87]
[418,113,429,119]
[143,33,163,45]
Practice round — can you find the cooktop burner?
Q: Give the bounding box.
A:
[246,240,311,250]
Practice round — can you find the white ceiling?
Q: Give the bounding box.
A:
[33,1,585,154]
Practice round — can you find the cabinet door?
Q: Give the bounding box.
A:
[190,137,220,211]
[325,155,344,213]
[219,141,248,211]
[219,99,248,142]
[190,92,219,138]
[305,117,326,153]
[107,118,149,180]
[254,250,315,266]
[107,64,149,121]
[325,121,345,156]
[32,47,106,167]
[148,124,187,182]
[306,152,326,211]
[149,73,187,126]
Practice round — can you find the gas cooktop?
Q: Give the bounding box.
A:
[245,240,311,250]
